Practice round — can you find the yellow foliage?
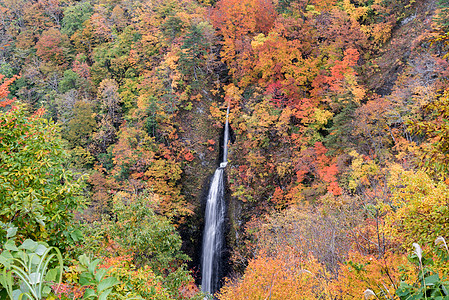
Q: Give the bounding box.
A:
[101,256,173,300]
[314,107,333,127]
[275,107,294,139]
[350,84,366,104]
[250,33,268,48]
[347,150,380,191]
[224,83,242,106]
[343,0,371,22]
[276,161,292,178]
[371,22,393,45]
[382,164,449,249]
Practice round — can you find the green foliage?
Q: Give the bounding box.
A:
[178,21,214,88]
[323,102,357,152]
[111,192,189,269]
[396,241,449,300]
[76,255,120,300]
[59,70,81,94]
[435,0,449,31]
[0,105,85,249]
[63,100,97,148]
[61,2,94,37]
[0,63,15,78]
[0,231,124,300]
[0,230,63,300]
[78,192,194,299]
[162,16,185,41]
[90,27,140,85]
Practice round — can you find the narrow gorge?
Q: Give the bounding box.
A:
[201,105,230,295]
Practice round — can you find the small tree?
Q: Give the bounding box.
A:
[0,77,84,250]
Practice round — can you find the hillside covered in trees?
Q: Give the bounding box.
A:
[1,0,449,298]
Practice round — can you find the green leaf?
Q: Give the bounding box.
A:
[4,240,18,252]
[83,288,96,299]
[442,285,448,295]
[69,229,83,242]
[34,244,47,256]
[6,228,17,239]
[19,240,37,252]
[30,254,41,266]
[78,254,90,267]
[396,282,413,297]
[98,288,113,300]
[426,274,440,286]
[44,268,58,282]
[29,272,41,285]
[88,259,100,275]
[14,252,27,265]
[0,251,13,268]
[11,290,23,300]
[97,277,119,293]
[94,268,107,283]
[42,286,51,297]
[79,272,95,286]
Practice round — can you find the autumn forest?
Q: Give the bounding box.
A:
[1,0,449,298]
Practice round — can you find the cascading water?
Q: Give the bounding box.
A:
[201,105,230,295]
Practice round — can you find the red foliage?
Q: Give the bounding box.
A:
[0,74,19,107]
[179,280,200,299]
[325,48,359,92]
[72,53,91,80]
[35,27,68,65]
[254,0,277,34]
[265,81,288,107]
[314,142,342,195]
[184,151,194,161]
[52,283,85,299]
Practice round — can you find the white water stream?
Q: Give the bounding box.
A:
[201,105,230,295]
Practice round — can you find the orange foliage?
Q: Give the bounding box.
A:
[86,170,118,221]
[72,54,91,80]
[211,0,276,75]
[314,142,342,195]
[325,48,359,92]
[184,151,194,161]
[179,280,200,299]
[89,13,112,42]
[0,74,18,107]
[52,283,85,300]
[218,249,331,300]
[107,124,192,219]
[331,251,406,299]
[248,31,321,102]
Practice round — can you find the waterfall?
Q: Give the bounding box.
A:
[201,105,230,295]
[222,105,230,165]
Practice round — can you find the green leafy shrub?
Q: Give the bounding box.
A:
[0,228,63,300]
[75,255,120,300]
[0,105,85,250]
[77,192,201,299]
[396,240,449,299]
